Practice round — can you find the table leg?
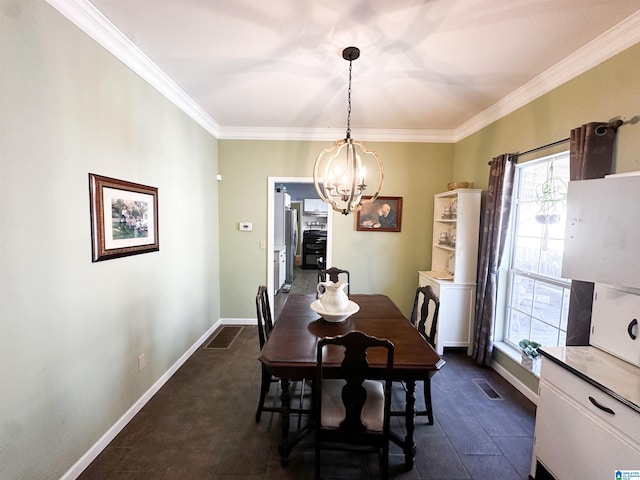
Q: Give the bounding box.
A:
[404,380,417,468]
[278,379,291,466]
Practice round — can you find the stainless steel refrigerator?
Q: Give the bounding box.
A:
[284,208,298,286]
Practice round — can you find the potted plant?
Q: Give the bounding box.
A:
[519,339,542,370]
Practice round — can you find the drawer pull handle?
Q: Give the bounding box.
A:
[628,319,638,340]
[588,396,615,415]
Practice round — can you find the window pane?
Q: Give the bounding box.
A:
[531,318,560,347]
[507,310,531,342]
[538,240,564,278]
[532,282,563,328]
[510,275,534,314]
[513,236,541,273]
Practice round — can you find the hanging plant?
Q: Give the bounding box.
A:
[534,161,567,225]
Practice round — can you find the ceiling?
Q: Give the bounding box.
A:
[61,0,640,141]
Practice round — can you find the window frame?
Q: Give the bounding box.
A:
[500,151,571,352]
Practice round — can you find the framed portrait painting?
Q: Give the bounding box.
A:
[89,174,159,262]
[356,196,403,232]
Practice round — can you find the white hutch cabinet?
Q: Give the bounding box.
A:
[419,188,481,355]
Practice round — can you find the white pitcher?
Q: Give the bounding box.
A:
[316,280,349,312]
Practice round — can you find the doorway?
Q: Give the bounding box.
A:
[267,177,333,305]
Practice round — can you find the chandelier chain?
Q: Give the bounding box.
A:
[346,59,352,139]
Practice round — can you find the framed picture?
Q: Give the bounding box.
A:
[356,196,403,232]
[89,174,159,262]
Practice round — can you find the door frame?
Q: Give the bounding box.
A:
[267,176,333,304]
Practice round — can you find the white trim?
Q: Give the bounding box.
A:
[217,126,457,143]
[454,11,640,142]
[220,317,258,326]
[59,321,222,480]
[46,1,640,143]
[44,0,220,138]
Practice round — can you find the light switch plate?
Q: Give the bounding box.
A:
[239,222,252,231]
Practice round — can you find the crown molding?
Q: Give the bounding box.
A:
[217,126,456,143]
[45,0,220,138]
[46,1,639,144]
[454,10,640,142]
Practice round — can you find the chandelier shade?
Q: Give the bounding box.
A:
[313,46,384,215]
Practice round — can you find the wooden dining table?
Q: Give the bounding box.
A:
[259,293,445,469]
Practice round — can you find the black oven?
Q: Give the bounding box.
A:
[302,230,327,269]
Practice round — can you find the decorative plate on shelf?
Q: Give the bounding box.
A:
[447,254,456,275]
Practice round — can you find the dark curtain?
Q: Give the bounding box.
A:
[565,122,617,345]
[472,153,516,366]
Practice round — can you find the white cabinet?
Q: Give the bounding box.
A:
[419,188,481,355]
[562,174,640,288]
[532,349,640,479]
[303,198,328,215]
[419,271,475,355]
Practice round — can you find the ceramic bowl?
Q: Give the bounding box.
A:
[310,300,360,323]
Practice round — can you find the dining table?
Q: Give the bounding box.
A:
[259,293,445,469]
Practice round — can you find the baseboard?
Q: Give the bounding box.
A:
[220,317,257,326]
[60,320,223,480]
[491,359,539,405]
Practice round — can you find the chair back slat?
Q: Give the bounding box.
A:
[317,267,351,295]
[317,331,394,432]
[410,286,440,348]
[255,285,273,349]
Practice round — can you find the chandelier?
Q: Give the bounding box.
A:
[313,47,384,215]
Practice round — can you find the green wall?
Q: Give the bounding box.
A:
[218,140,453,318]
[0,2,220,479]
[452,42,640,391]
[2,2,639,478]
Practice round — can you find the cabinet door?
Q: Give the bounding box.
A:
[591,284,640,366]
[534,383,640,479]
[562,176,640,288]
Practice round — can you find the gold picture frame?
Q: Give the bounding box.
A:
[89,173,159,262]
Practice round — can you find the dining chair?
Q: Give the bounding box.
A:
[314,331,395,480]
[255,285,311,424]
[317,267,351,295]
[255,285,279,422]
[409,285,440,424]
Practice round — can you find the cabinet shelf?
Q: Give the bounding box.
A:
[419,188,481,355]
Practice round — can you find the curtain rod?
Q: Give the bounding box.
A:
[487,119,628,165]
[486,138,568,165]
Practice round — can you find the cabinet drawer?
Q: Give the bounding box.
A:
[541,359,640,445]
[535,383,640,479]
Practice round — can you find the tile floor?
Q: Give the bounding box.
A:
[78,266,537,479]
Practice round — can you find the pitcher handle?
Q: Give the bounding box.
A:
[316,282,327,297]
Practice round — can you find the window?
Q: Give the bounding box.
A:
[503,152,571,349]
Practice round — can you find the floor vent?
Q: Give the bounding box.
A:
[204,326,242,349]
[474,379,502,399]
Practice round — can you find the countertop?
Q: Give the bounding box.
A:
[540,346,640,414]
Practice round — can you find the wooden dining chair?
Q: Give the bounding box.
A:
[255,285,311,423]
[255,285,279,422]
[314,331,395,480]
[317,267,351,295]
[409,285,440,424]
